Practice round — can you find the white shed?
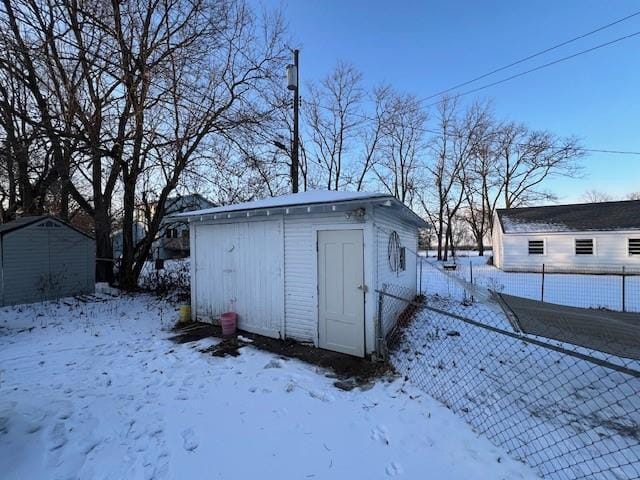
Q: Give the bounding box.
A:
[175,191,426,358]
[493,200,640,273]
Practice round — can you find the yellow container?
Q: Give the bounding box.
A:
[179,304,191,324]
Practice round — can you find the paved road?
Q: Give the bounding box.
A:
[498,293,640,360]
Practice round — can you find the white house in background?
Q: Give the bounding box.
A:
[174,191,426,358]
[493,199,640,273]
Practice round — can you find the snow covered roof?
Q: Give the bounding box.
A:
[173,190,427,227]
[497,200,640,234]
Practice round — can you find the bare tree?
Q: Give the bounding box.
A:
[627,192,640,201]
[375,91,427,206]
[352,84,392,191]
[421,98,488,260]
[582,189,613,203]
[461,110,502,255]
[496,122,584,209]
[304,61,364,190]
[111,0,287,288]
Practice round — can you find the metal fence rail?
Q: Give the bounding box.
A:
[380,281,640,480]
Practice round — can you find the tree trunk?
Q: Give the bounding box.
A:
[448,222,455,258]
[94,210,113,284]
[443,225,449,262]
[119,171,138,290]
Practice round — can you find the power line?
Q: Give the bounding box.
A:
[305,20,640,156]
[422,10,640,100]
[422,30,640,107]
[306,102,640,156]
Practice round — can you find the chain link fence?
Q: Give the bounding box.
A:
[380,260,640,480]
[447,260,640,313]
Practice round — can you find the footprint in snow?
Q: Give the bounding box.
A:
[48,422,68,451]
[263,359,282,369]
[181,428,199,452]
[308,390,333,403]
[0,416,9,434]
[371,426,390,445]
[385,462,403,476]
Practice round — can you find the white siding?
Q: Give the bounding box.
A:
[500,231,640,272]
[283,212,374,348]
[374,206,419,335]
[192,220,284,338]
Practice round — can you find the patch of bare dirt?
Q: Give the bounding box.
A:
[169,322,390,386]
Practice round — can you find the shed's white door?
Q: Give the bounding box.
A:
[194,221,284,338]
[317,229,365,357]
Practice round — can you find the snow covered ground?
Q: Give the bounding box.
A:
[0,293,538,479]
[421,252,640,313]
[388,257,640,480]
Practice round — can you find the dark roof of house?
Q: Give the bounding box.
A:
[497,200,640,234]
[0,215,94,239]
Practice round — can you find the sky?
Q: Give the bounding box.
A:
[255,0,640,203]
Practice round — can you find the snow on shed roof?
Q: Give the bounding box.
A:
[173,190,427,226]
[497,199,640,234]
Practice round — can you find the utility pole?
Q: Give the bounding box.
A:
[287,49,300,193]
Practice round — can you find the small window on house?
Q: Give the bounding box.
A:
[399,247,406,271]
[575,239,594,255]
[165,228,178,239]
[629,238,640,256]
[528,240,544,255]
[181,229,189,239]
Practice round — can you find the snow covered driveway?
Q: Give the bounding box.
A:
[0,294,537,479]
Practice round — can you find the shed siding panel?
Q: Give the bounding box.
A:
[501,231,640,272]
[374,207,419,335]
[46,226,95,298]
[2,228,51,305]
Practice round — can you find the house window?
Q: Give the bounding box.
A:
[399,247,406,271]
[575,239,594,255]
[629,238,640,256]
[181,229,190,240]
[528,240,544,255]
[166,228,178,239]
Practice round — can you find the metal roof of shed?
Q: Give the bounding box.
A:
[173,190,427,227]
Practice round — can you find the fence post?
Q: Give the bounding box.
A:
[622,266,626,312]
[376,290,385,361]
[469,260,475,303]
[541,263,545,302]
[419,256,423,296]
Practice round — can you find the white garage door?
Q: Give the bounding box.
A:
[194,220,284,338]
